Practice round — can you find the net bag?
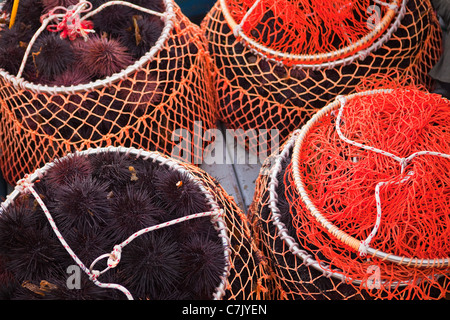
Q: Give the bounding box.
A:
[201,0,442,155]
[0,0,216,186]
[250,86,450,300]
[0,146,271,300]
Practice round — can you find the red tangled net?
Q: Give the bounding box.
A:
[250,82,450,300]
[202,0,442,156]
[286,86,450,299]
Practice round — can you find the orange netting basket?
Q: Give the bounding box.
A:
[201,0,442,155]
[0,0,217,186]
[250,85,450,300]
[0,146,271,299]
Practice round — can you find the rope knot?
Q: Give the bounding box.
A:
[107,245,122,268]
[399,157,409,173]
[358,241,369,257]
[16,174,34,193]
[89,269,100,281]
[42,1,95,41]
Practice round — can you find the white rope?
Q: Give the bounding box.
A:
[16,173,225,300]
[16,174,134,299]
[335,95,450,256]
[89,209,224,276]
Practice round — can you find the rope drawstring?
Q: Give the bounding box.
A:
[335,95,450,256]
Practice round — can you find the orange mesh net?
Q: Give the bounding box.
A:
[201,0,442,155]
[0,2,217,186]
[250,85,450,300]
[185,160,272,300]
[0,147,272,299]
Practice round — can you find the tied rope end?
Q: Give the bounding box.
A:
[358,241,369,257]
[16,174,34,194]
[43,1,95,41]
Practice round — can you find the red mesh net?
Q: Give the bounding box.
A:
[250,85,450,299]
[0,2,217,186]
[228,0,392,58]
[202,0,442,155]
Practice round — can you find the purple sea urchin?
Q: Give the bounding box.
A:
[91,0,135,37]
[89,151,134,187]
[118,15,164,60]
[181,235,226,299]
[117,229,183,299]
[0,201,65,281]
[154,169,210,217]
[31,33,75,80]
[1,0,43,29]
[52,176,112,234]
[0,150,229,300]
[108,184,166,241]
[45,154,92,188]
[0,23,34,75]
[41,0,80,13]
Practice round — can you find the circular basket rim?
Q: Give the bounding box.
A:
[267,131,361,284]
[0,146,232,300]
[290,88,450,268]
[0,0,176,94]
[267,131,413,287]
[219,0,407,68]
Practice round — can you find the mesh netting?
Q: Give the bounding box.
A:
[0,0,217,186]
[228,0,396,59]
[201,0,442,155]
[250,86,450,300]
[0,147,272,299]
[185,157,273,300]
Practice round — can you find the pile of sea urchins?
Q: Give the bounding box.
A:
[0,148,229,300]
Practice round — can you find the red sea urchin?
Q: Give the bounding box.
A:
[77,34,134,79]
[50,67,93,86]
